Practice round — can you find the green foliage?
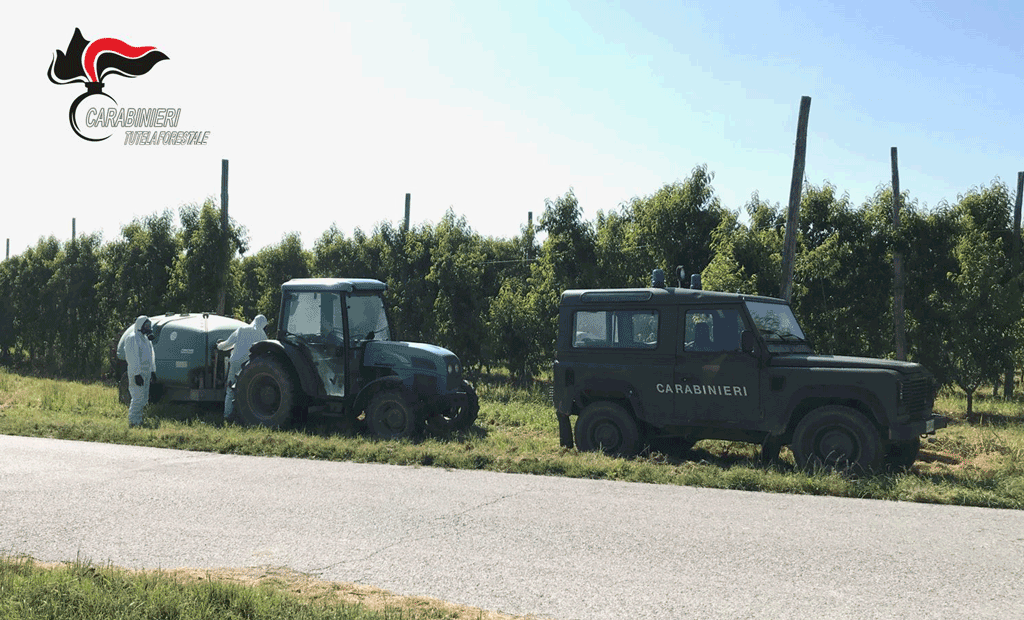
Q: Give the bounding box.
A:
[166,199,248,314]
[623,164,730,277]
[1,167,1022,393]
[933,183,1023,416]
[235,233,311,332]
[704,193,784,296]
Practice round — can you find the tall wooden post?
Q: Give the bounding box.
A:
[403,193,411,233]
[780,96,811,302]
[1005,171,1023,398]
[217,159,229,315]
[892,148,907,360]
[72,218,76,242]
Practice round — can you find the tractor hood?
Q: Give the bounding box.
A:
[363,340,458,373]
[769,354,925,375]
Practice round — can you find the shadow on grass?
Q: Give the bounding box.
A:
[642,436,788,471]
[143,400,493,443]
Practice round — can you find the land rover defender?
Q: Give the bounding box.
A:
[553,270,946,471]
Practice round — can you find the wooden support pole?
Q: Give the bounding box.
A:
[403,193,411,233]
[1005,171,1023,398]
[217,159,229,315]
[72,218,76,242]
[780,96,811,302]
[891,148,907,360]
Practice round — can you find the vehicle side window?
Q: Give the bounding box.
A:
[683,308,745,352]
[573,310,658,349]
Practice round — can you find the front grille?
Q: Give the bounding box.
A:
[903,376,934,417]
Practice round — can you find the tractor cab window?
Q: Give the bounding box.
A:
[348,293,391,345]
[282,291,344,344]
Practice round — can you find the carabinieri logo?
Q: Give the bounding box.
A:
[47,28,169,142]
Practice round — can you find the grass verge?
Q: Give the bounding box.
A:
[0,555,520,620]
[0,367,1021,509]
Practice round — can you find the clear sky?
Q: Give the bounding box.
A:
[3,0,1022,256]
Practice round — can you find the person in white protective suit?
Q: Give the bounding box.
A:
[217,314,268,421]
[124,315,156,428]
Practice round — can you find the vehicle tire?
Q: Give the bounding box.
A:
[366,390,418,440]
[885,437,921,471]
[118,372,130,406]
[791,405,885,473]
[235,356,296,429]
[574,401,641,457]
[423,380,479,435]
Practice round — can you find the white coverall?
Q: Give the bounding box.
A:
[217,314,268,419]
[124,315,156,427]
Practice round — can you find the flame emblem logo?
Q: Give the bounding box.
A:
[48,28,168,141]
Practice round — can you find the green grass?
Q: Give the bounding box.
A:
[0,556,499,620]
[0,367,1022,509]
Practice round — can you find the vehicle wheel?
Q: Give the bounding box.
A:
[423,380,479,435]
[366,390,418,440]
[791,405,885,473]
[885,437,921,471]
[118,372,130,406]
[574,401,640,457]
[236,356,296,429]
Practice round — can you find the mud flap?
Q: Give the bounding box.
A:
[558,414,574,449]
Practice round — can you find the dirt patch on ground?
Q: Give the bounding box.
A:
[31,561,535,619]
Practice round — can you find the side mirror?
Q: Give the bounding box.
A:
[741,330,756,354]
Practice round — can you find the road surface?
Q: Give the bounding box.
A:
[1,435,1022,619]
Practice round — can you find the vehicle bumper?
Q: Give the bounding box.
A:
[421,389,470,415]
[889,414,949,441]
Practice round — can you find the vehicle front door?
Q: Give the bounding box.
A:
[673,305,761,426]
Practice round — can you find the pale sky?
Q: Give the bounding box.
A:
[3,0,1022,256]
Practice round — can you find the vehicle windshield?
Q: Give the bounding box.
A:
[744,300,812,352]
[348,293,391,344]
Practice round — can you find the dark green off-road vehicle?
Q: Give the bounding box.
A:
[553,271,947,471]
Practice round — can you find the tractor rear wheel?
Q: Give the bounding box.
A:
[236,356,296,429]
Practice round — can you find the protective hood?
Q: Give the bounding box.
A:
[134,315,150,332]
[251,314,268,332]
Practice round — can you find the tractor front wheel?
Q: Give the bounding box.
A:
[366,390,418,440]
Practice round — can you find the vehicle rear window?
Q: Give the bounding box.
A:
[573,310,659,349]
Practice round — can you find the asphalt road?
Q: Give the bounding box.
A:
[1,434,1022,620]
